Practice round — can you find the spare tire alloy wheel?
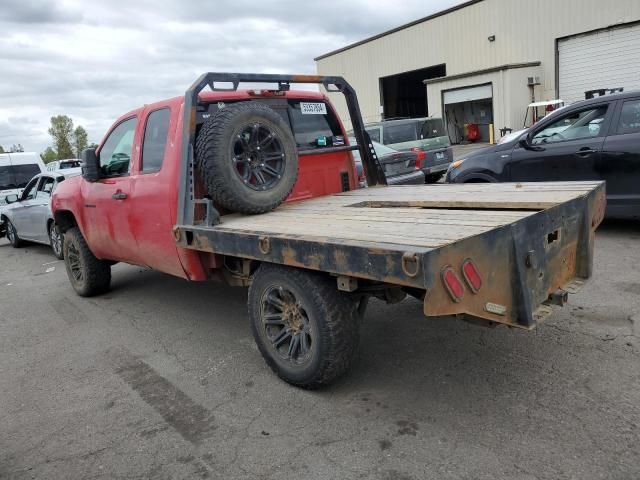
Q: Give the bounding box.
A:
[195,102,299,214]
[233,123,286,191]
[50,223,64,259]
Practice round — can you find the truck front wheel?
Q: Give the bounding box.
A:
[63,227,111,297]
[248,264,359,388]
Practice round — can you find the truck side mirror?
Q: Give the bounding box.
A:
[81,148,101,182]
[4,194,18,204]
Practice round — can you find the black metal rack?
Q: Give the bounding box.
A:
[177,72,386,226]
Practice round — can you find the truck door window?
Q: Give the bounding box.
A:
[287,101,342,148]
[141,108,171,173]
[99,117,137,177]
[616,100,640,135]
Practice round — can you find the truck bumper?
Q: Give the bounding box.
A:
[422,183,606,329]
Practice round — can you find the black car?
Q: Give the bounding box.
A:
[446,91,640,219]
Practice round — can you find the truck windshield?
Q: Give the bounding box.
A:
[0,164,41,190]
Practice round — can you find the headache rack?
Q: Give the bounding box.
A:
[177,73,387,227]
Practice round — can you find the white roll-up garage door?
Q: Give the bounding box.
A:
[558,23,640,104]
[443,84,492,105]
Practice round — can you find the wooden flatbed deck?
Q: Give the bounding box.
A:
[215,182,603,251]
[177,181,605,328]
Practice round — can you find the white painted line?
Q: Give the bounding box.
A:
[42,261,61,266]
[45,267,56,273]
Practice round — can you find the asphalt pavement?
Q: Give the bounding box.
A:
[1,220,639,480]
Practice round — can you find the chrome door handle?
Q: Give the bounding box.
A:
[112,191,127,200]
[576,148,597,156]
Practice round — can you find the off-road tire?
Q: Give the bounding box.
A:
[195,102,298,214]
[63,227,111,297]
[49,222,64,260]
[5,219,22,248]
[248,264,359,389]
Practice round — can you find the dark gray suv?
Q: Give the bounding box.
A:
[362,117,453,183]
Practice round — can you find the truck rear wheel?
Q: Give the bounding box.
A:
[63,227,111,297]
[248,264,359,388]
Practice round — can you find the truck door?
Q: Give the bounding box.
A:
[600,97,640,217]
[82,116,140,262]
[509,104,612,182]
[126,106,186,277]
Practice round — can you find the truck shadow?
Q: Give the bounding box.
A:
[101,263,629,413]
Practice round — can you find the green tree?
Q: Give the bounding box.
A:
[48,115,74,159]
[73,125,88,158]
[0,145,4,153]
[41,146,58,163]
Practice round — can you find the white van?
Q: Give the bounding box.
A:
[0,152,46,209]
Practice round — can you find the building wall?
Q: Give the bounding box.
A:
[316,0,640,129]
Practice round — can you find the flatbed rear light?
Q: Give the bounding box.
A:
[461,258,482,293]
[441,266,464,302]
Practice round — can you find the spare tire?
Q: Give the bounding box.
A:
[195,102,299,214]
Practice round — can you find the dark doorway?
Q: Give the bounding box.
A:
[380,64,446,120]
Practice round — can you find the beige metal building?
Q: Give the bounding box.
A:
[315,0,640,143]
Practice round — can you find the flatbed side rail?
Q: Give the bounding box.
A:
[177,72,387,226]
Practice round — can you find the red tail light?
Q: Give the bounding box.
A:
[461,259,482,293]
[410,147,426,170]
[441,266,464,302]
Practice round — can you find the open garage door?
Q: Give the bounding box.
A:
[443,84,493,144]
[558,23,640,104]
[380,64,445,119]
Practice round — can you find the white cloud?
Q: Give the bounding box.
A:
[0,0,466,154]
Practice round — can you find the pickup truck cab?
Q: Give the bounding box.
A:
[53,73,605,388]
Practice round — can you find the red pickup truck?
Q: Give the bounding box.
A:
[52,73,605,388]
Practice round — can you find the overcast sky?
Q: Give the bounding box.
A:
[0,0,464,154]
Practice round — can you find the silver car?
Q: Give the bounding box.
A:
[1,169,81,259]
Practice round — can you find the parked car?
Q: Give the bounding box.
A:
[446,91,640,219]
[349,138,425,187]
[46,159,82,171]
[1,169,81,258]
[359,117,453,183]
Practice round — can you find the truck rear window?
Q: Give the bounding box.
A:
[286,101,342,149]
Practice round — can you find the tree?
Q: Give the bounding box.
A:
[73,125,88,158]
[48,115,74,159]
[41,147,58,163]
[0,145,4,153]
